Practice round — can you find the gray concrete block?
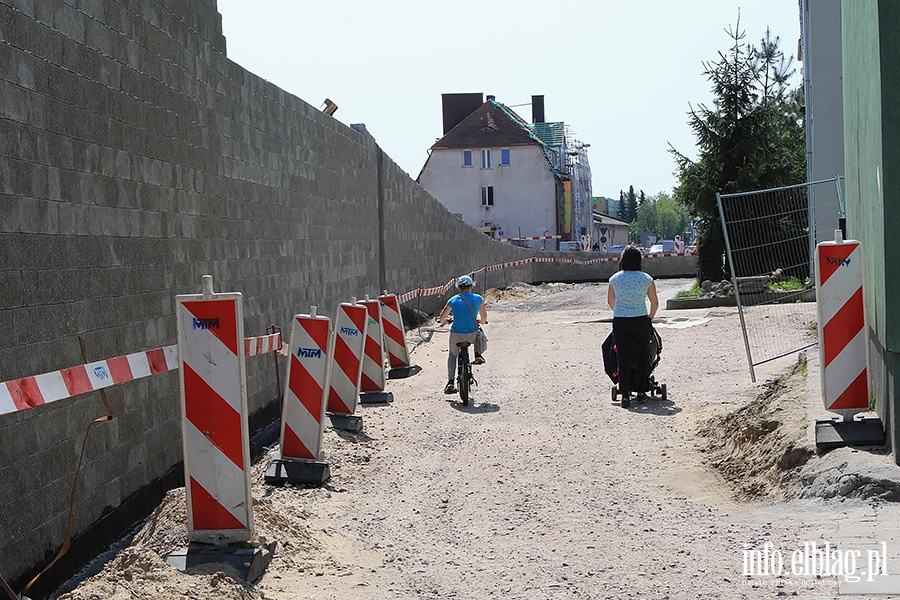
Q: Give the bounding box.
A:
[0,78,32,125]
[52,3,86,44]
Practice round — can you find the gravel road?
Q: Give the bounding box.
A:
[57,279,900,600]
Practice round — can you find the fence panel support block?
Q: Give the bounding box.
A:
[265,454,330,485]
[166,541,275,582]
[327,412,363,432]
[388,365,422,379]
[815,416,885,450]
[360,391,394,404]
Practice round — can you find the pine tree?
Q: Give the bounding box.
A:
[671,22,805,282]
[626,185,638,222]
[617,190,627,221]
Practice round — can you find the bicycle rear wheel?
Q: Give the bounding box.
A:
[457,348,470,405]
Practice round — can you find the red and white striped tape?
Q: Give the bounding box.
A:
[359,300,387,392]
[4,245,697,417]
[816,237,869,414]
[244,332,286,357]
[1,332,284,416]
[378,294,411,368]
[0,346,178,415]
[326,302,368,416]
[498,235,561,242]
[176,293,253,544]
[392,251,696,305]
[280,313,331,461]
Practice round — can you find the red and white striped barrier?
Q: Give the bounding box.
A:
[279,312,332,461]
[176,281,253,544]
[816,232,869,416]
[327,301,368,416]
[580,235,591,251]
[359,299,387,393]
[0,345,178,415]
[378,293,411,369]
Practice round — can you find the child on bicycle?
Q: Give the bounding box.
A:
[439,275,488,394]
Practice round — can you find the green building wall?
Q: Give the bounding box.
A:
[842,1,900,461]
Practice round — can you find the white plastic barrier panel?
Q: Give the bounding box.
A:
[377,293,411,368]
[326,302,368,415]
[815,232,869,417]
[176,279,253,544]
[580,235,591,251]
[280,312,332,460]
[359,299,386,393]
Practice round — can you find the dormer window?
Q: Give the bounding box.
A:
[478,114,498,132]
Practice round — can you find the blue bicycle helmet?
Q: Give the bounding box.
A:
[457,275,474,287]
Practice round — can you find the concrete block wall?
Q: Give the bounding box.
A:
[0,0,698,585]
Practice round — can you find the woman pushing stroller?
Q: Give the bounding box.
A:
[607,245,659,408]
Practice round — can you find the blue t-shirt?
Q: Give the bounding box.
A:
[610,270,653,318]
[448,292,483,333]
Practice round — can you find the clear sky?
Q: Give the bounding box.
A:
[216,0,802,200]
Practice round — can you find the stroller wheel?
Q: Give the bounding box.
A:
[660,383,667,402]
[611,385,618,403]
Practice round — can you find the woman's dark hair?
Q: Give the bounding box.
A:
[619,244,643,271]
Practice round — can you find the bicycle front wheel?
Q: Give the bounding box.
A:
[457,351,470,405]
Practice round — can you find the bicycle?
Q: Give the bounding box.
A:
[455,340,477,405]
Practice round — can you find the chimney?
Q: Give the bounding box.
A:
[532,95,545,123]
[486,94,495,101]
[441,93,484,135]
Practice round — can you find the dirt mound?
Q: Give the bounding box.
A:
[56,452,342,599]
[696,355,814,500]
[56,545,260,600]
[483,282,538,303]
[482,281,575,303]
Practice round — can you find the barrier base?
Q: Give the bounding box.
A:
[815,416,885,450]
[359,391,394,404]
[388,364,421,379]
[327,412,363,432]
[265,455,330,485]
[166,540,276,582]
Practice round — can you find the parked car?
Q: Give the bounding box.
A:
[649,240,676,254]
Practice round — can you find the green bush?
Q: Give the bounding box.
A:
[768,277,809,291]
[675,282,702,298]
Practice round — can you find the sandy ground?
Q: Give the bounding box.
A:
[54,279,900,600]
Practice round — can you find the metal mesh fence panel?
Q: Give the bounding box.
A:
[717,177,844,381]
